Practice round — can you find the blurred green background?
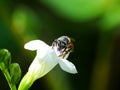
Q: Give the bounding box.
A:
[0,0,120,90]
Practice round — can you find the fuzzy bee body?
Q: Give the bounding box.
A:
[52,36,74,59]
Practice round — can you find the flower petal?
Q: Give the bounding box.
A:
[25,40,60,79]
[24,40,50,51]
[28,56,58,80]
[59,59,78,74]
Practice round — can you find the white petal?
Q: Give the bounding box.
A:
[27,42,59,79]
[29,55,58,80]
[24,40,50,51]
[59,59,78,74]
[36,47,59,63]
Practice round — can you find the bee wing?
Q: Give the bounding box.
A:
[58,59,78,74]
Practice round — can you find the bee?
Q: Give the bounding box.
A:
[52,36,74,59]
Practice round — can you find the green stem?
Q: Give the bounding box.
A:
[3,69,17,90]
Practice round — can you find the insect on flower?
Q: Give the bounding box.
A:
[52,36,74,59]
[18,36,77,90]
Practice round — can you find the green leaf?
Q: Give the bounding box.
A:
[10,63,21,84]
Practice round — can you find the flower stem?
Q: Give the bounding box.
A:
[18,72,35,90]
[3,69,17,90]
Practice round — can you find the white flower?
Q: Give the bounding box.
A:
[18,39,77,90]
[25,40,77,79]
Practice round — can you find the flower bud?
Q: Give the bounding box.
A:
[0,49,11,69]
[10,63,21,84]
